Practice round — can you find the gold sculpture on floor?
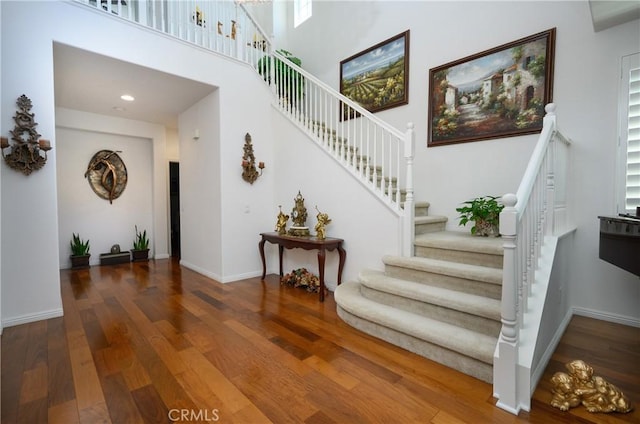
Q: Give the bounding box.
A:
[550,359,633,413]
[275,205,289,235]
[314,206,331,240]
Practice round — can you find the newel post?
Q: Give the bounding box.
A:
[494,193,520,414]
[403,122,415,257]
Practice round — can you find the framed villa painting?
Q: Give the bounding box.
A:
[428,28,555,147]
[340,30,409,119]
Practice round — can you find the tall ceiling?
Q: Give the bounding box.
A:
[52,2,638,130]
[53,43,216,129]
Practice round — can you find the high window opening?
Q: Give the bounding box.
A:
[294,0,312,27]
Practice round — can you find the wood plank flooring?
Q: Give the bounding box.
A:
[2,258,639,423]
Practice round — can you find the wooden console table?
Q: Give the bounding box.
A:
[259,232,346,301]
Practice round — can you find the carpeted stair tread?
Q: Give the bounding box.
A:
[414,215,448,225]
[415,231,504,256]
[382,255,503,286]
[334,281,497,365]
[359,269,501,321]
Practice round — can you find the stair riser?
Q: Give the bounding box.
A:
[415,221,446,234]
[415,245,503,269]
[359,285,501,337]
[337,306,493,383]
[414,205,429,217]
[384,265,501,300]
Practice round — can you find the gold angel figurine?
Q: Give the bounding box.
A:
[314,206,331,240]
[275,205,289,235]
[550,359,633,414]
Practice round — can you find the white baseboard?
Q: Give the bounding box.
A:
[179,260,223,283]
[154,253,170,260]
[2,308,64,329]
[572,307,640,328]
[530,308,574,393]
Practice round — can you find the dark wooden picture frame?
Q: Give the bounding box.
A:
[428,28,555,147]
[340,30,409,119]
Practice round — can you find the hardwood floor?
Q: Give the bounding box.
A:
[2,258,638,423]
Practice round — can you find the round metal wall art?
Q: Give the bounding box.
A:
[85,150,127,204]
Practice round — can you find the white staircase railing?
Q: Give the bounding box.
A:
[73,0,416,256]
[75,0,273,67]
[263,50,415,254]
[494,103,571,414]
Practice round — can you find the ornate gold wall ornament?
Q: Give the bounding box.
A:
[84,150,128,204]
[1,94,52,175]
[550,359,633,413]
[241,133,264,184]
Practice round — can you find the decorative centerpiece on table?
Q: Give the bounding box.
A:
[288,190,310,237]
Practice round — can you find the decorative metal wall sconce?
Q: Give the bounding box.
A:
[241,133,265,184]
[1,94,52,175]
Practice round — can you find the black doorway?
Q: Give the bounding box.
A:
[169,162,181,259]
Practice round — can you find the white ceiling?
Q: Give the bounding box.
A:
[53,43,216,129]
[589,0,640,32]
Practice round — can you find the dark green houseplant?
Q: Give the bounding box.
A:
[257,49,304,105]
[456,196,504,237]
[131,225,150,262]
[70,233,90,269]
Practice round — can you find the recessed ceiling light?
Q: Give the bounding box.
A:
[120,94,135,102]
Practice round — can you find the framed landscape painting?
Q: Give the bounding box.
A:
[340,30,409,119]
[428,28,555,147]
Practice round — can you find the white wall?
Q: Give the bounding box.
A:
[179,92,224,279]
[278,1,640,323]
[272,109,400,290]
[56,121,153,268]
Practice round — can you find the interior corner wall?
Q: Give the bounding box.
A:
[56,120,153,268]
[1,1,62,326]
[178,92,224,279]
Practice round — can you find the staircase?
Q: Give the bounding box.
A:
[75,1,572,413]
[335,203,503,383]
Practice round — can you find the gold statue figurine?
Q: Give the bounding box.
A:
[275,205,289,235]
[314,206,331,240]
[550,359,633,413]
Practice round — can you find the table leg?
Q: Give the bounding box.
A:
[337,245,346,285]
[259,238,267,280]
[317,248,326,302]
[278,245,284,277]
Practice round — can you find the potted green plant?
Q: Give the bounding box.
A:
[257,49,304,105]
[131,225,150,262]
[70,233,90,269]
[456,195,504,237]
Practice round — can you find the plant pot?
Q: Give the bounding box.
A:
[474,219,500,237]
[130,249,149,262]
[70,254,90,269]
